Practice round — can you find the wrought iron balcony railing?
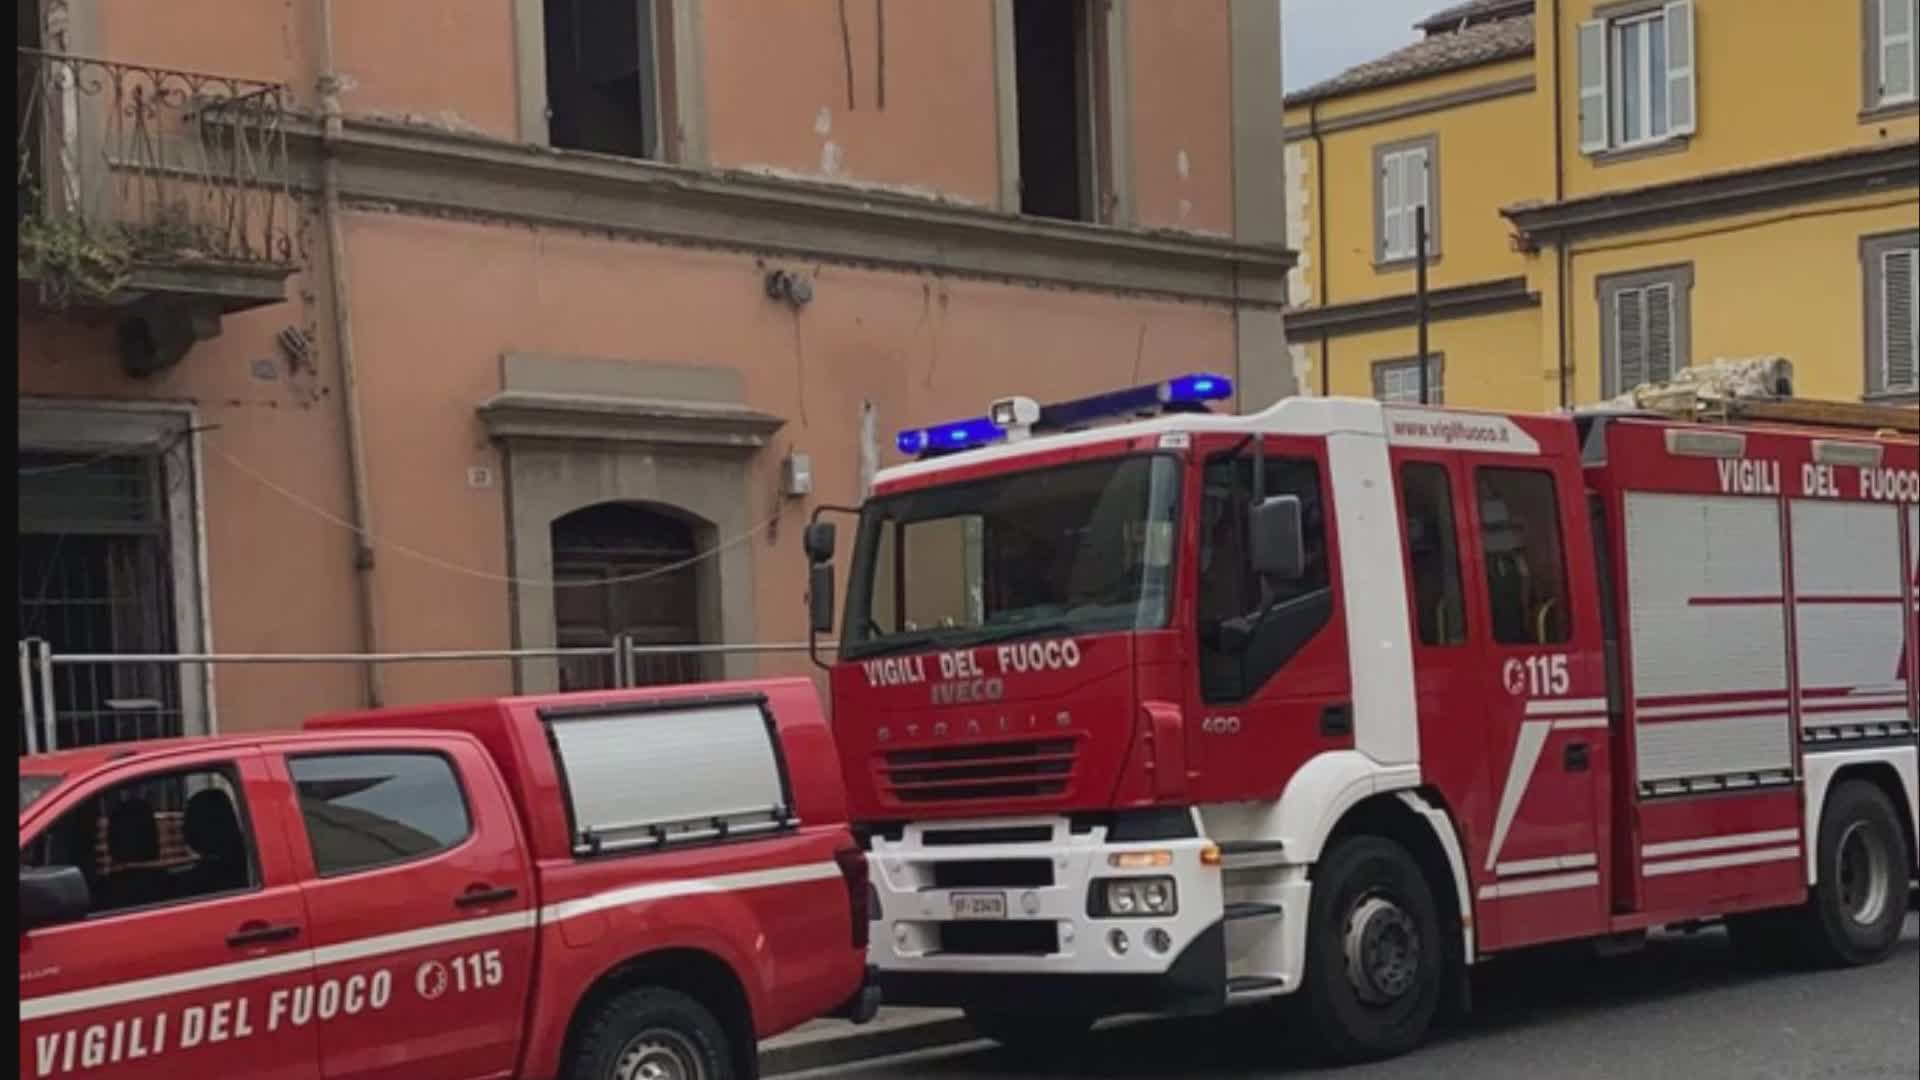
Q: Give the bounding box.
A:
[16,49,297,304]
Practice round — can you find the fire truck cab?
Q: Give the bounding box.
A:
[805,376,1919,1063]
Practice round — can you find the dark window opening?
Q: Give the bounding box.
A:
[1013,0,1102,221]
[552,502,705,688]
[21,765,259,918]
[1477,468,1573,646]
[289,752,472,878]
[1400,462,1467,646]
[17,451,182,754]
[1197,453,1334,704]
[545,0,660,159]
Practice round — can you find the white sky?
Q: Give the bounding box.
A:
[1283,0,1438,92]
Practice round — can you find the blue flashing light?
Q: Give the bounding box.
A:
[896,416,1005,457]
[1162,373,1233,404]
[896,370,1232,458]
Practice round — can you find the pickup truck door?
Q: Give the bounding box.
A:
[269,739,536,1080]
[18,749,319,1080]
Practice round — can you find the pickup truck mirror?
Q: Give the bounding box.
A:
[809,562,836,635]
[804,521,837,565]
[1249,494,1305,583]
[20,865,89,933]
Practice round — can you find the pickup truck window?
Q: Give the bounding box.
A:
[19,765,258,916]
[20,773,60,811]
[289,752,473,877]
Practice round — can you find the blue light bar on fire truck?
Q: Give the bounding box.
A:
[894,372,1233,460]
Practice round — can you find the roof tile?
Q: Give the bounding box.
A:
[1289,7,1536,106]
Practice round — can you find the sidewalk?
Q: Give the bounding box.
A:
[760,1008,977,1076]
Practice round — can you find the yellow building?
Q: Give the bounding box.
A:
[1285,0,1919,409]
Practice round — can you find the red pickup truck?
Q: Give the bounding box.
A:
[18,679,876,1080]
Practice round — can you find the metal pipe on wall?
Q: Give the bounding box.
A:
[1551,0,1571,409]
[318,0,382,706]
[1311,100,1331,397]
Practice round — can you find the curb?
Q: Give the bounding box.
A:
[761,1016,981,1076]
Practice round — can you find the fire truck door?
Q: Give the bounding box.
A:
[1464,462,1610,951]
[1187,437,1352,802]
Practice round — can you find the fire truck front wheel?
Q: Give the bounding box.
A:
[1286,836,1445,1064]
[963,1008,1095,1058]
[1799,779,1912,968]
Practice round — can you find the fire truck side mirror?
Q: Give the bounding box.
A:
[19,865,89,933]
[1249,494,1306,584]
[804,521,837,564]
[809,562,837,635]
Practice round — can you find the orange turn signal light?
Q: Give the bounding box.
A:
[1199,843,1222,868]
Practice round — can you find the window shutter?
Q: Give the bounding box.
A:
[1614,288,1647,392]
[1645,282,1677,383]
[1884,247,1918,392]
[1663,0,1697,135]
[1578,20,1609,152]
[1881,0,1917,103]
[1410,149,1432,256]
[1382,151,1413,260]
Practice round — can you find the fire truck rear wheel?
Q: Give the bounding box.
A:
[1287,835,1444,1064]
[963,1008,1094,1058]
[567,986,733,1080]
[1798,779,1911,968]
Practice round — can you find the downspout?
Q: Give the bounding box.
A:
[1312,100,1331,396]
[1551,0,1571,409]
[318,0,382,706]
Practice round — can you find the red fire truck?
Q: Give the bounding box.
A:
[801,375,1919,1063]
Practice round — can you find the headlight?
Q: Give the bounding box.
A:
[1090,877,1178,918]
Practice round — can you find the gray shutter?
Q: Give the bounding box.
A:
[1884,247,1918,392]
[1411,148,1432,255]
[1664,1,1697,134]
[1645,282,1677,383]
[1578,20,1609,152]
[1381,151,1411,260]
[1881,0,1917,103]
[1614,288,1647,392]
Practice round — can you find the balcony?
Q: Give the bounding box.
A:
[16,49,298,375]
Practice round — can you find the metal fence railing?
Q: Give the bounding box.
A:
[17,637,832,756]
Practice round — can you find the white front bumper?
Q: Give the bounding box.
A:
[867,815,1225,976]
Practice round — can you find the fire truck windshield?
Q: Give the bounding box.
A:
[841,454,1180,659]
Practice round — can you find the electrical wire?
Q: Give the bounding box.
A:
[204,442,787,590]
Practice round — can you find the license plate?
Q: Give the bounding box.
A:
[949,891,1007,920]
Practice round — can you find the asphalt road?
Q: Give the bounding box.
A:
[799,913,1919,1080]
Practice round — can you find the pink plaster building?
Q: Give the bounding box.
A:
[16,0,1293,745]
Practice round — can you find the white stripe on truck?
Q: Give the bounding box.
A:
[21,861,842,1022]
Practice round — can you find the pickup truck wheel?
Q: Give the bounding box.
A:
[964,1008,1094,1058]
[569,987,732,1080]
[1794,779,1911,968]
[1286,835,1444,1064]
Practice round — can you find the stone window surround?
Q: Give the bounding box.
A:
[1596,262,1694,399]
[1861,228,1920,401]
[18,398,214,736]
[1372,132,1441,271]
[1371,353,1446,404]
